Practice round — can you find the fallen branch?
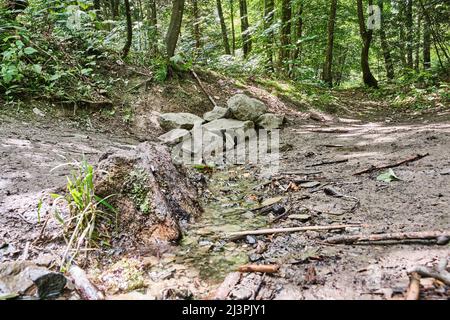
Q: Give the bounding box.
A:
[69,265,104,300]
[211,272,241,300]
[306,159,348,167]
[353,153,429,176]
[409,257,450,286]
[326,230,450,244]
[226,223,362,241]
[405,272,421,300]
[191,69,218,108]
[238,264,279,273]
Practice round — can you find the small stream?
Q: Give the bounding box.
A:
[175,166,270,282]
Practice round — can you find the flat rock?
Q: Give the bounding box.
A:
[227,94,267,121]
[158,129,190,145]
[159,113,204,131]
[256,113,284,130]
[300,181,321,188]
[202,118,254,132]
[203,106,230,122]
[440,168,450,175]
[288,214,311,221]
[0,261,66,299]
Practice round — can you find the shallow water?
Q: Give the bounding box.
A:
[175,166,269,282]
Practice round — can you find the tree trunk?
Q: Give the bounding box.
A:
[398,2,407,67]
[415,13,421,71]
[379,0,394,80]
[148,0,158,55]
[357,0,378,88]
[230,0,236,55]
[111,0,119,19]
[217,0,231,54]
[406,0,414,68]
[192,0,201,51]
[166,0,185,59]
[291,2,303,65]
[322,0,338,87]
[423,19,431,69]
[94,0,100,11]
[264,0,275,71]
[279,0,292,71]
[122,0,133,58]
[239,0,251,58]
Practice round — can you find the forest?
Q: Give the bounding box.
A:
[0,0,449,303]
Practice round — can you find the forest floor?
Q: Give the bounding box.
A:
[0,71,449,300]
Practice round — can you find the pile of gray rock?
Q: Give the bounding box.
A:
[158,93,284,146]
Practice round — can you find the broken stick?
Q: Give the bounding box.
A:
[238,264,279,273]
[306,159,348,167]
[69,265,104,300]
[191,69,218,108]
[226,223,362,241]
[353,153,429,175]
[405,272,421,300]
[326,230,450,244]
[409,257,450,285]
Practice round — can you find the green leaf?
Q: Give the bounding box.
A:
[376,169,401,183]
[32,64,42,74]
[23,47,38,55]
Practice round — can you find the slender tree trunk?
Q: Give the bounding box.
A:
[94,0,100,10]
[148,0,158,55]
[111,0,119,19]
[414,13,421,71]
[192,0,201,51]
[166,0,185,59]
[378,0,394,80]
[279,0,292,72]
[423,19,431,69]
[322,0,338,87]
[217,0,231,54]
[398,2,407,67]
[239,0,251,58]
[264,0,275,71]
[357,0,378,88]
[406,0,414,68]
[122,0,133,58]
[291,2,303,64]
[230,0,236,55]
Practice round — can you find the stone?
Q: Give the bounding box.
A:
[158,129,190,145]
[203,106,230,122]
[202,118,254,132]
[256,113,284,130]
[0,261,66,299]
[227,94,267,121]
[288,214,311,222]
[300,181,321,188]
[159,113,204,131]
[95,142,202,244]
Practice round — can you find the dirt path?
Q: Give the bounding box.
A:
[1,89,449,299]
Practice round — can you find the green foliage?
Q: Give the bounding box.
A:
[0,0,119,101]
[50,159,117,270]
[377,169,401,183]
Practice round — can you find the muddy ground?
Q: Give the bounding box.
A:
[0,76,449,300]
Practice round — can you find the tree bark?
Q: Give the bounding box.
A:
[322,0,338,87]
[217,0,231,54]
[166,0,185,59]
[378,0,394,80]
[111,0,119,19]
[263,0,275,71]
[239,0,251,58]
[423,19,431,69]
[230,0,236,55]
[122,0,133,58]
[415,13,421,71]
[279,0,292,71]
[398,2,407,67]
[406,0,414,68]
[192,0,201,51]
[357,0,378,88]
[291,2,303,68]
